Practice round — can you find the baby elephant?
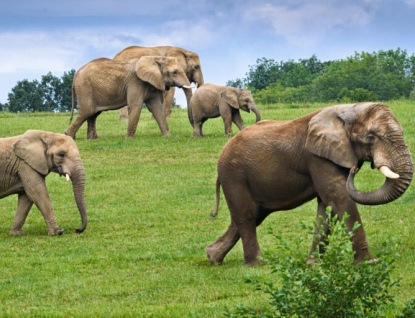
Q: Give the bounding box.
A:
[0,130,88,235]
[190,84,261,137]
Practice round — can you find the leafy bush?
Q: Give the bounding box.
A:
[224,212,405,318]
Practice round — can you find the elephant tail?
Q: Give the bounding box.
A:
[210,177,221,217]
[69,84,76,123]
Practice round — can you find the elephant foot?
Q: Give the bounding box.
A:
[162,132,171,137]
[64,130,76,140]
[206,244,225,265]
[87,134,98,140]
[48,228,64,235]
[354,248,373,263]
[244,258,263,267]
[10,229,26,236]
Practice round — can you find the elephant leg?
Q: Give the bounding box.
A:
[65,114,88,140]
[19,169,63,235]
[87,111,102,139]
[338,201,373,262]
[126,104,143,138]
[206,219,240,265]
[147,99,171,136]
[307,198,331,263]
[225,185,261,265]
[163,87,175,118]
[10,193,33,236]
[193,118,207,137]
[232,111,245,131]
[120,106,129,121]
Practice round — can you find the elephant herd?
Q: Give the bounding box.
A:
[0,45,413,266]
[65,45,261,139]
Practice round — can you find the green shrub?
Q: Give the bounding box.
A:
[224,212,404,318]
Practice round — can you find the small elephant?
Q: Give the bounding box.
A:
[206,103,413,266]
[65,56,191,139]
[114,45,204,120]
[190,84,261,137]
[0,130,88,235]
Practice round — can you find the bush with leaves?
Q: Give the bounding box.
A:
[224,212,409,318]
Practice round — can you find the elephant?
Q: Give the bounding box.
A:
[206,103,413,266]
[65,56,191,139]
[190,84,261,137]
[0,130,88,235]
[113,45,204,121]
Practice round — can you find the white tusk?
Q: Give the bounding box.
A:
[379,166,399,179]
[66,174,70,181]
[182,84,196,89]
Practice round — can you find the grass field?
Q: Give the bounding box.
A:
[0,101,414,317]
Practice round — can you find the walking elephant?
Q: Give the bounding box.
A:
[65,56,191,139]
[114,45,204,120]
[190,84,261,137]
[206,103,413,266]
[0,130,88,235]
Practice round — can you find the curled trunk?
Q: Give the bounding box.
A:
[71,164,88,233]
[347,147,413,205]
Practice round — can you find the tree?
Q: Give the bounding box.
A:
[4,70,76,112]
[7,79,44,112]
[245,57,281,91]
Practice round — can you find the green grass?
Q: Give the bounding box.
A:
[0,101,414,317]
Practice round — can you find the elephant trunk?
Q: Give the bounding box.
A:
[250,104,261,122]
[347,146,413,205]
[185,72,204,127]
[71,163,88,233]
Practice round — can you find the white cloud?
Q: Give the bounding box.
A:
[247,2,375,45]
[405,0,415,6]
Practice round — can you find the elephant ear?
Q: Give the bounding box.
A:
[135,57,165,91]
[221,88,239,109]
[305,104,359,168]
[13,130,49,175]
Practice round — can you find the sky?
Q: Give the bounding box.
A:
[1,0,415,107]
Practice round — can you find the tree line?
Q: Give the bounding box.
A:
[227,48,415,104]
[1,48,415,112]
[0,70,76,112]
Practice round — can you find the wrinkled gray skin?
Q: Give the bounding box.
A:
[190,84,261,137]
[207,103,413,266]
[65,56,190,139]
[0,130,87,235]
[114,46,204,120]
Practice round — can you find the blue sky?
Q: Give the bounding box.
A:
[1,0,415,107]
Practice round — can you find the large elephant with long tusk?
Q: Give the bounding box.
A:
[0,130,87,235]
[206,103,413,266]
[65,56,192,139]
[114,45,204,121]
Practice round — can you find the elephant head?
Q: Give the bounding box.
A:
[135,56,191,91]
[166,48,204,88]
[221,87,261,122]
[14,130,88,233]
[305,103,413,205]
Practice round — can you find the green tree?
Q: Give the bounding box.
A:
[4,70,76,113]
[7,79,44,112]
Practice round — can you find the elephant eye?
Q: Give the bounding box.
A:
[194,65,199,70]
[57,152,66,158]
[366,135,375,142]
[245,98,249,102]
[172,70,178,76]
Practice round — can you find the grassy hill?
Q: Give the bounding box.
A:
[0,101,414,317]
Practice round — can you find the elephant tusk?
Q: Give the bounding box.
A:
[66,174,70,181]
[379,166,400,179]
[182,84,196,89]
